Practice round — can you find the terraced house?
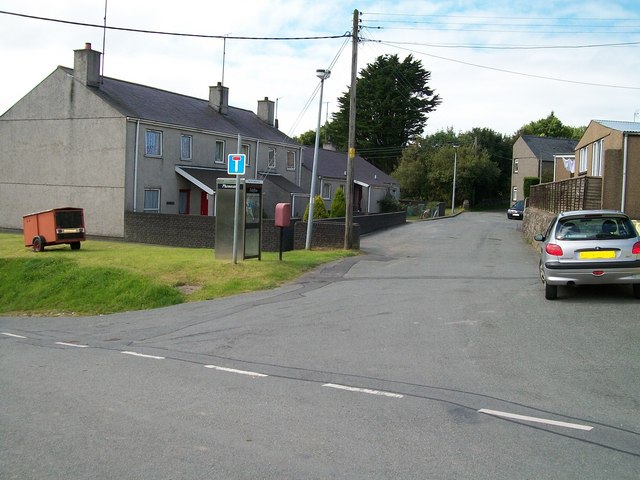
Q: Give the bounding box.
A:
[1,43,400,242]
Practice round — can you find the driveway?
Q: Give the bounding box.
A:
[1,212,638,479]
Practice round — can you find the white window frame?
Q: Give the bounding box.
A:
[591,139,603,176]
[241,144,251,166]
[512,186,518,202]
[143,188,161,213]
[145,130,163,157]
[215,140,225,164]
[180,134,192,161]
[322,182,332,200]
[268,148,276,168]
[513,159,519,174]
[286,150,296,171]
[579,147,588,173]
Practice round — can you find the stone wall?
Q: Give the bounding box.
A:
[521,206,556,244]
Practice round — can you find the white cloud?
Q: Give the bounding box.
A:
[1,0,639,138]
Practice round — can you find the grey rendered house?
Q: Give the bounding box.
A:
[301,147,400,216]
[510,135,578,202]
[0,43,303,238]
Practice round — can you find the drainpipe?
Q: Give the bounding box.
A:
[255,140,260,180]
[621,133,628,212]
[133,119,140,212]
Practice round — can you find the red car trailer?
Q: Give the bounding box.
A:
[23,207,86,252]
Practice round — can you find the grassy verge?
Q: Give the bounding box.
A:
[0,233,355,316]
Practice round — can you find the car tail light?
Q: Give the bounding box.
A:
[592,270,605,277]
[545,244,563,256]
[633,242,640,255]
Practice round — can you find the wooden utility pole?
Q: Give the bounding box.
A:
[344,9,359,250]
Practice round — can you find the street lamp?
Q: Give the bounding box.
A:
[451,144,459,214]
[305,68,331,250]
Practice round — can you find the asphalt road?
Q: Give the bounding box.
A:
[1,212,639,479]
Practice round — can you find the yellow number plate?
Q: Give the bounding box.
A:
[580,250,615,259]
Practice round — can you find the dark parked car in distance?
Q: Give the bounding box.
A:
[534,210,640,300]
[507,200,524,220]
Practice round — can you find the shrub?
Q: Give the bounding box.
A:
[524,177,540,198]
[379,190,400,213]
[303,195,329,221]
[330,187,346,218]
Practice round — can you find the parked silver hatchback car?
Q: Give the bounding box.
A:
[534,210,640,300]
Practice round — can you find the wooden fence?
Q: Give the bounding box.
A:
[529,176,602,213]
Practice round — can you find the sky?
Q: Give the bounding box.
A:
[1,1,639,139]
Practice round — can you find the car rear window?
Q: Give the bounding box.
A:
[555,216,636,240]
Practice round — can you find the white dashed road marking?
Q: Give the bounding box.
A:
[478,408,594,431]
[1,332,27,339]
[204,365,268,377]
[121,351,166,360]
[323,383,404,399]
[56,342,89,348]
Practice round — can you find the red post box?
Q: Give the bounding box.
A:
[274,203,291,227]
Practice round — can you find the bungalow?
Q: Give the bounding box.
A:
[301,147,400,216]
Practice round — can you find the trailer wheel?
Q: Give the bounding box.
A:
[32,236,45,252]
[70,242,81,250]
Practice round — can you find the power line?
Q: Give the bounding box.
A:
[362,37,640,50]
[362,12,639,22]
[377,40,640,90]
[0,10,350,41]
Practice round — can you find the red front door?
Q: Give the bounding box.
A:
[200,191,208,216]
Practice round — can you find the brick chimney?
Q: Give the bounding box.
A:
[209,82,229,114]
[257,97,275,126]
[74,43,101,87]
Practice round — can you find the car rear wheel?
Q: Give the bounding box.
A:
[633,284,640,299]
[545,283,558,300]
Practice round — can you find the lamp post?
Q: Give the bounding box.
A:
[451,144,459,214]
[305,68,330,250]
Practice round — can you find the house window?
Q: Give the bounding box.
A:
[287,150,296,170]
[145,130,162,157]
[591,139,603,176]
[242,144,251,166]
[322,183,332,200]
[215,141,225,163]
[179,189,190,214]
[512,186,518,202]
[513,159,519,174]
[579,147,588,173]
[268,149,276,168]
[143,189,160,212]
[180,135,192,161]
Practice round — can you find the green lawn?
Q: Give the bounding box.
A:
[0,233,355,316]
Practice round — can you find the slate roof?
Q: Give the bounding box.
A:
[595,120,640,134]
[520,135,578,162]
[60,66,296,144]
[261,174,306,194]
[301,148,399,187]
